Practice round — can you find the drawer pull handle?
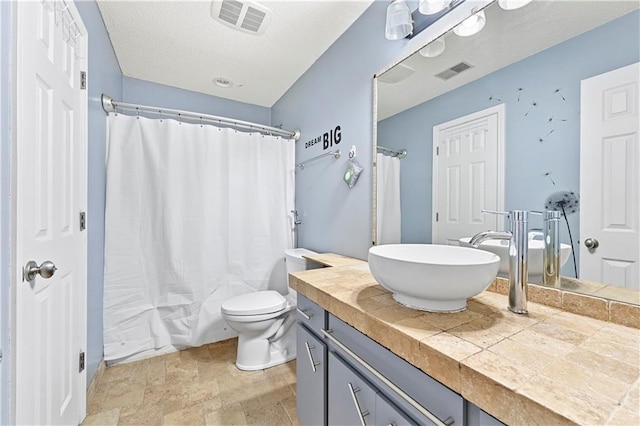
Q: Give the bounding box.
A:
[322,329,455,426]
[296,308,313,320]
[304,341,321,373]
[348,382,369,426]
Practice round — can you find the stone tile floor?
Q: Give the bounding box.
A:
[82,338,299,425]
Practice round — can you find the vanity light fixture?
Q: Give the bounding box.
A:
[419,37,446,58]
[498,0,533,10]
[419,0,452,15]
[392,0,464,40]
[453,9,485,37]
[385,0,413,40]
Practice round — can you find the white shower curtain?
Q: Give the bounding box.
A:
[376,153,401,245]
[103,114,295,362]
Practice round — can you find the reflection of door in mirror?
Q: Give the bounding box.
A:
[580,62,640,289]
[432,104,505,245]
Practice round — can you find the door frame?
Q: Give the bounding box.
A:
[0,2,11,425]
[9,2,88,423]
[431,104,506,243]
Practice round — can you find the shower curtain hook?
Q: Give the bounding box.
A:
[158,110,163,122]
[199,116,203,127]
[136,107,140,120]
[178,113,182,125]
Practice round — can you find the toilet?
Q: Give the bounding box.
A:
[221,248,322,371]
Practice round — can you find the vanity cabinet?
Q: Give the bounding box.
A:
[296,294,503,426]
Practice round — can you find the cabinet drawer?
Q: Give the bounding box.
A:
[297,293,326,335]
[328,352,377,426]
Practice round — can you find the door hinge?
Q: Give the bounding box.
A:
[80,71,87,90]
[79,211,86,231]
[79,351,85,373]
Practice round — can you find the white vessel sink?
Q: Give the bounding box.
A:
[368,244,500,313]
[459,237,572,279]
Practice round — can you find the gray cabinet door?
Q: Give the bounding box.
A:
[375,394,416,426]
[328,352,377,426]
[297,325,327,426]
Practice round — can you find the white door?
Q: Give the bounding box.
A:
[15,1,87,424]
[580,63,639,288]
[432,105,505,245]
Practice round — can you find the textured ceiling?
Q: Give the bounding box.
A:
[378,1,640,120]
[97,0,374,107]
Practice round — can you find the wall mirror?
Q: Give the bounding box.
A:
[373,0,639,305]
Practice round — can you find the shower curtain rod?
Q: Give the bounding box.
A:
[296,149,341,170]
[101,94,301,141]
[378,145,407,159]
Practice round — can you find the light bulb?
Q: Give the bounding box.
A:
[498,0,533,10]
[453,10,486,37]
[419,0,452,15]
[419,37,446,58]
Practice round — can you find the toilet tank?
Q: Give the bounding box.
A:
[285,248,323,277]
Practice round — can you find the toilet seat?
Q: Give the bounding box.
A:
[221,290,287,316]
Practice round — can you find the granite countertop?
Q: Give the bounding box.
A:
[290,253,640,425]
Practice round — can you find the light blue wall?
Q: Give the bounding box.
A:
[75,1,124,384]
[271,0,476,259]
[123,77,271,124]
[378,10,640,276]
[0,2,12,423]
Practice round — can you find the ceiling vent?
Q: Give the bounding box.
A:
[211,0,272,35]
[378,63,416,84]
[434,62,474,81]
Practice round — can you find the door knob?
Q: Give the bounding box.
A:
[24,260,57,282]
[584,238,599,250]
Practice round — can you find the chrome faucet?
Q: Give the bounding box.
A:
[541,210,561,287]
[470,210,529,314]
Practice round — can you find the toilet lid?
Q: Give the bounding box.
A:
[221,290,287,316]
